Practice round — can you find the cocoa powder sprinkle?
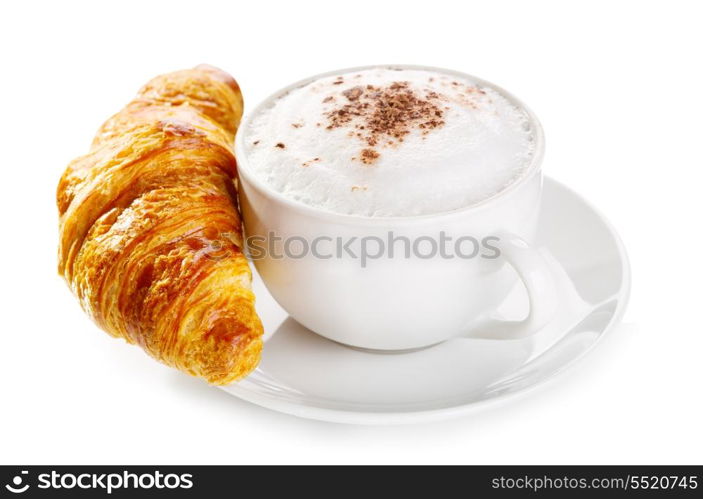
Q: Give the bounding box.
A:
[324,81,446,159]
[360,148,380,164]
[275,142,285,149]
[302,157,321,167]
[342,86,364,101]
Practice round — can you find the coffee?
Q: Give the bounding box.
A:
[242,67,536,217]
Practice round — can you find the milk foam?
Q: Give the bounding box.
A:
[242,68,536,217]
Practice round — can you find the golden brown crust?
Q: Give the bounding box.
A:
[57,66,263,385]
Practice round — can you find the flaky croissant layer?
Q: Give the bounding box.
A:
[57,65,263,384]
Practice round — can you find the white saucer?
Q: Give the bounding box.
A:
[221,177,631,424]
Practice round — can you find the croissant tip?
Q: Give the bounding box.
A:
[194,64,241,94]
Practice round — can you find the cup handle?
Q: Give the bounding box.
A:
[466,231,559,340]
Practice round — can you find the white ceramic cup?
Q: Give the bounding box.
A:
[235,65,557,350]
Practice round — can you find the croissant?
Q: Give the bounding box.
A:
[57,65,263,385]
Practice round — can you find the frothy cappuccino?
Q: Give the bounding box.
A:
[241,67,537,217]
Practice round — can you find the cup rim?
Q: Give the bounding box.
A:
[234,64,545,226]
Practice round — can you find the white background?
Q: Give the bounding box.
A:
[1,0,701,464]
